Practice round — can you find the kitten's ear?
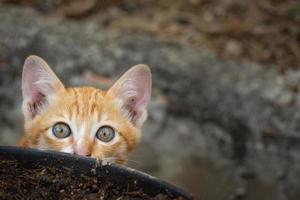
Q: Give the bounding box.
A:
[22,55,65,120]
[107,65,152,128]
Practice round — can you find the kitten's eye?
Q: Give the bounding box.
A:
[52,122,71,139]
[96,126,115,143]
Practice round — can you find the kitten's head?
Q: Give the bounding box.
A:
[20,55,151,164]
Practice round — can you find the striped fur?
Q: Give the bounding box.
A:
[18,56,151,164]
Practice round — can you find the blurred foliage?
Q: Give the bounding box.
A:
[1,0,299,71]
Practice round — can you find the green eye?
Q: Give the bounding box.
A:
[96,126,115,143]
[52,122,71,139]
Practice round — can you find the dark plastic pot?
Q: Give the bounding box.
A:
[0,146,196,199]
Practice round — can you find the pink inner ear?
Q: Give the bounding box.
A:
[22,55,63,119]
[22,58,48,118]
[27,93,46,119]
[22,67,41,100]
[110,65,152,127]
[127,73,151,112]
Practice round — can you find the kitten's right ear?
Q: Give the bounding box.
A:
[22,55,64,120]
[107,65,151,128]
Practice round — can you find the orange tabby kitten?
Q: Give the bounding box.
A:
[18,55,151,164]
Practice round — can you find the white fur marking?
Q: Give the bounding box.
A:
[61,146,74,153]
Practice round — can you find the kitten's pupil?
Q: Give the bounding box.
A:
[103,131,108,137]
[56,127,63,134]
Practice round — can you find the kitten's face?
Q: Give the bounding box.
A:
[18,56,151,164]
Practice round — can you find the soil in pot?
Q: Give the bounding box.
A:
[0,159,189,200]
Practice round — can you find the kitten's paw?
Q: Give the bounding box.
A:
[101,159,111,166]
[94,158,102,168]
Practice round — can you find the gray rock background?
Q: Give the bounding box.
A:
[1,6,300,200]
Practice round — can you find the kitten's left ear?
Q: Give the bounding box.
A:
[22,55,65,121]
[107,65,152,128]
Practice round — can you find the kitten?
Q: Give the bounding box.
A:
[18,55,151,164]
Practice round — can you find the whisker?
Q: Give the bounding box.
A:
[126,159,141,164]
[128,155,148,159]
[125,159,143,168]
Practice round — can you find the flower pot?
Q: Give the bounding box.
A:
[0,146,197,200]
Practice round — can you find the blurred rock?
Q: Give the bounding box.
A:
[224,40,243,58]
[0,5,300,199]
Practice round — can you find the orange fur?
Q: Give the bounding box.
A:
[18,56,151,165]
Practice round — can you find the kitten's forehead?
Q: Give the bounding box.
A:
[64,87,105,120]
[59,87,107,140]
[67,87,104,103]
